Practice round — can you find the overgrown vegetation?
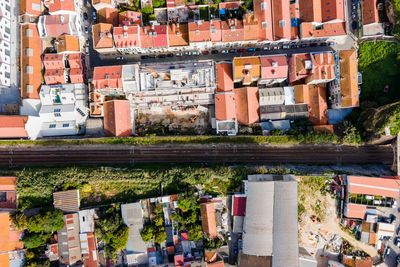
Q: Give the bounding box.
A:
[358,41,400,105]
[140,204,167,244]
[95,205,129,260]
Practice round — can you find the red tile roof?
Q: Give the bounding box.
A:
[44,69,65,85]
[221,19,244,43]
[289,53,312,83]
[113,25,140,48]
[306,52,335,83]
[43,53,64,69]
[345,203,367,219]
[295,85,328,125]
[67,53,83,69]
[103,100,132,137]
[300,21,346,38]
[47,0,75,13]
[83,233,98,267]
[234,87,259,125]
[300,0,344,22]
[92,23,114,49]
[362,0,379,25]
[97,7,119,26]
[119,10,142,26]
[200,202,217,238]
[0,116,28,139]
[69,68,84,84]
[20,0,42,16]
[219,1,242,9]
[253,0,273,40]
[0,212,23,256]
[0,177,17,192]
[347,176,400,198]
[215,92,236,121]
[321,0,345,22]
[271,0,291,40]
[43,15,74,37]
[92,65,122,89]
[188,21,211,43]
[140,25,168,48]
[232,195,246,216]
[216,63,233,92]
[260,55,288,81]
[210,20,222,42]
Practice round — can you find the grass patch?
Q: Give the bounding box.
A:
[2,165,308,210]
[358,41,400,105]
[0,132,347,147]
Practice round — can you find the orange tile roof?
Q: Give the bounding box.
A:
[44,69,65,85]
[362,0,379,25]
[233,56,261,85]
[300,0,344,22]
[140,25,168,48]
[0,212,23,253]
[221,19,244,42]
[347,176,400,198]
[288,53,312,83]
[234,87,259,125]
[20,23,42,99]
[188,21,211,43]
[253,0,273,40]
[215,92,236,121]
[219,1,242,9]
[103,100,132,137]
[300,21,346,38]
[339,50,359,108]
[47,0,75,13]
[97,7,119,26]
[216,63,233,92]
[20,0,42,16]
[210,20,222,42]
[345,203,367,219]
[113,25,140,48]
[93,65,122,89]
[200,202,217,238]
[0,177,17,191]
[168,23,189,47]
[294,84,328,125]
[0,117,28,138]
[271,0,291,40]
[119,10,142,26]
[43,53,64,70]
[67,53,83,68]
[243,13,258,41]
[56,35,80,53]
[260,55,288,81]
[92,23,114,49]
[306,52,335,84]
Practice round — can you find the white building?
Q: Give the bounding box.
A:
[25,83,88,139]
[37,14,81,38]
[92,0,115,11]
[0,0,12,87]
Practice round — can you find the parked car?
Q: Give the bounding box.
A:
[176,52,183,57]
[167,53,174,57]
[84,25,89,34]
[85,39,90,46]
[395,237,400,247]
[310,42,318,47]
[141,55,149,59]
[184,51,192,56]
[92,11,97,21]
[211,50,219,54]
[221,50,229,54]
[328,41,335,46]
[147,54,157,58]
[397,255,400,264]
[83,12,88,20]
[115,56,124,60]
[202,50,209,55]
[226,232,231,241]
[192,51,200,56]
[247,47,256,52]
[255,47,261,51]
[263,45,271,51]
[237,48,246,53]
[351,21,358,30]
[229,49,236,53]
[290,43,298,49]
[85,46,89,54]
[157,54,166,58]
[300,43,308,48]
[320,42,328,47]
[282,44,290,49]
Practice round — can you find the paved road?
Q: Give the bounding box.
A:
[0,144,393,168]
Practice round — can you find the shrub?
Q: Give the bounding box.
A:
[22,232,51,249]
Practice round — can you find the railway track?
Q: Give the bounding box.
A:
[0,144,394,167]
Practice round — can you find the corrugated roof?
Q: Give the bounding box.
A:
[0,117,28,138]
[53,189,80,213]
[232,195,246,216]
[347,176,400,198]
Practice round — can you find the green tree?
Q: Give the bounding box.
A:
[109,225,129,252]
[154,227,167,244]
[22,232,50,249]
[10,211,28,230]
[187,224,203,241]
[141,5,154,14]
[152,0,166,8]
[204,237,223,249]
[140,225,154,242]
[27,209,64,233]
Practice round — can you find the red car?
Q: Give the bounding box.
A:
[202,50,209,55]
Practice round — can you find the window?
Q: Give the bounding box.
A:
[53,108,61,112]
[0,192,6,202]
[260,2,267,10]
[49,124,56,129]
[62,123,70,128]
[5,50,10,57]
[26,28,33,37]
[26,65,33,74]
[262,21,267,29]
[26,48,33,56]
[54,113,61,117]
[279,20,286,28]
[26,85,33,93]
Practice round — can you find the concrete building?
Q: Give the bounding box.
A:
[58,213,82,266]
[240,174,298,267]
[0,0,12,87]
